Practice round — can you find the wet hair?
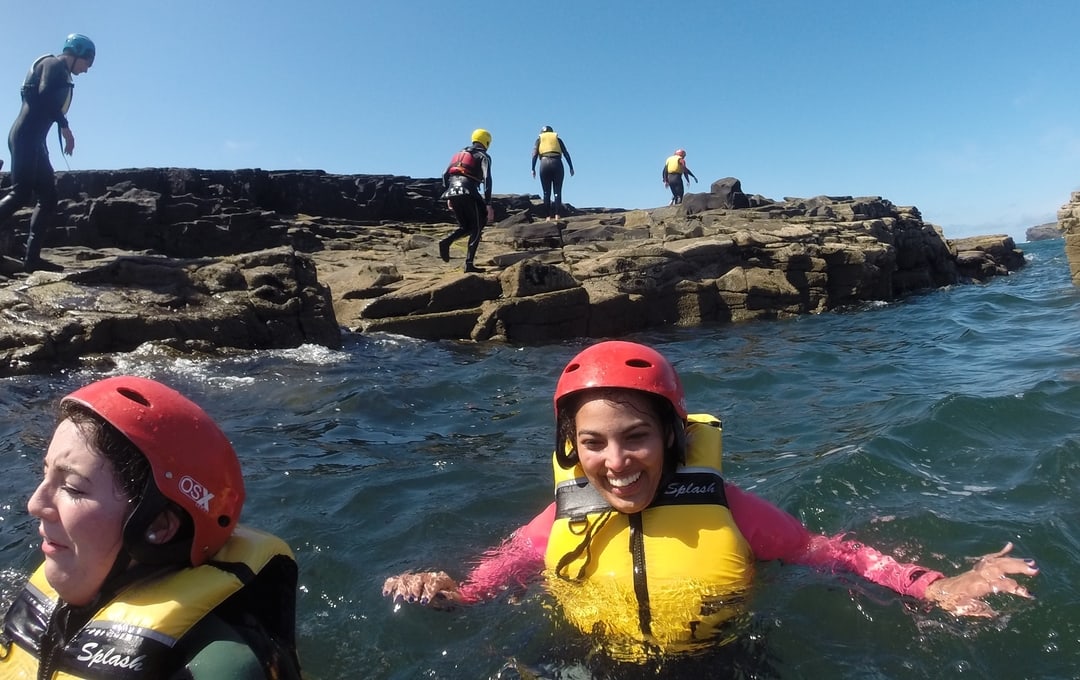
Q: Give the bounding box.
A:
[60,401,150,501]
[555,387,687,476]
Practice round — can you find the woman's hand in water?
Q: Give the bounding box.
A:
[924,542,1038,617]
[382,570,462,609]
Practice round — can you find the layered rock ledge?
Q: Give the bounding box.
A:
[0,169,1024,375]
[1058,191,1080,285]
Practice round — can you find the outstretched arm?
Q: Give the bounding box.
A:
[382,504,552,608]
[727,483,1037,615]
[922,542,1037,616]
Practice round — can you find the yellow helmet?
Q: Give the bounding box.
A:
[471,128,492,149]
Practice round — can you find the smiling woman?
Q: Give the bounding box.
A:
[0,376,303,680]
[384,340,1041,662]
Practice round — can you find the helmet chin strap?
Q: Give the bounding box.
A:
[91,478,167,597]
[122,478,192,566]
[101,543,134,594]
[83,479,184,607]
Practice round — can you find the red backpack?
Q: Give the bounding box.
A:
[447,149,481,180]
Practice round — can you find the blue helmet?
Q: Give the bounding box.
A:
[63,33,96,64]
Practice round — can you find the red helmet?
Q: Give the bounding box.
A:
[675,149,686,158]
[62,376,244,566]
[554,341,688,420]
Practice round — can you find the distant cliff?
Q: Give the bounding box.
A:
[1025,222,1062,242]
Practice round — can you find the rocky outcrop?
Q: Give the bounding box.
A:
[950,234,1026,280]
[0,168,1025,375]
[1025,222,1062,242]
[681,177,758,212]
[1058,192,1080,285]
[347,197,1022,342]
[0,246,340,376]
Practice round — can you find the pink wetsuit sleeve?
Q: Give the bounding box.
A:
[456,503,554,603]
[727,483,944,599]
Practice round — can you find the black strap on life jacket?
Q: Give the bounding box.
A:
[19,55,51,101]
[628,512,653,638]
[208,553,301,678]
[553,510,615,582]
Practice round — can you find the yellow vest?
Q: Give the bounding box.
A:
[538,131,561,156]
[544,414,754,659]
[0,525,295,679]
[665,155,684,174]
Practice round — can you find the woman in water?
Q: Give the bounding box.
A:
[384,341,1038,657]
[1,376,302,679]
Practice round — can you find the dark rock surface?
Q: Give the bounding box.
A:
[0,168,1025,375]
[0,247,339,375]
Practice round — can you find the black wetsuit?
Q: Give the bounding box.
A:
[0,54,73,267]
[439,142,492,271]
[662,156,697,205]
[531,134,574,219]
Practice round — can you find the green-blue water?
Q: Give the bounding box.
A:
[1,238,1078,678]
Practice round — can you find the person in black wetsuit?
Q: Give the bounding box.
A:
[438,128,493,273]
[0,34,95,273]
[531,125,575,221]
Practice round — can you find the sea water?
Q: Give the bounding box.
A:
[0,238,1077,679]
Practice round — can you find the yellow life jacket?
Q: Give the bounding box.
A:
[538,131,561,156]
[544,414,754,659]
[665,155,684,174]
[0,525,297,679]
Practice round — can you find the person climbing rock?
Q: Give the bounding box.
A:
[439,128,494,273]
[531,125,574,221]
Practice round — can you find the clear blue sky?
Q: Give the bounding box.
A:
[3,1,1078,242]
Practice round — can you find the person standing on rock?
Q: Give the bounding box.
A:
[439,128,494,274]
[662,148,697,206]
[0,34,96,274]
[531,125,574,221]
